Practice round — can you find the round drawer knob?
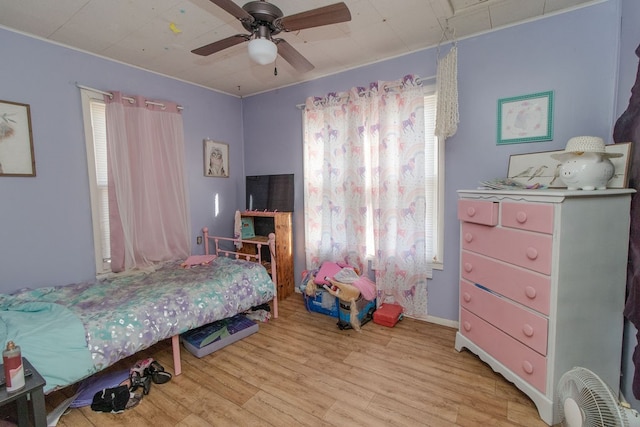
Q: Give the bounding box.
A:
[516,211,528,223]
[463,321,471,331]
[522,324,534,337]
[463,292,471,303]
[522,361,534,375]
[464,233,473,243]
[526,247,538,260]
[464,262,473,273]
[466,207,476,217]
[525,286,537,299]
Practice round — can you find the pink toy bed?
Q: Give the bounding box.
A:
[0,229,278,393]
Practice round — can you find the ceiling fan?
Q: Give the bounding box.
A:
[191,0,352,73]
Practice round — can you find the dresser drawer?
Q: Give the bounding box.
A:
[460,308,547,393]
[457,200,498,226]
[460,280,548,355]
[460,251,550,315]
[501,202,554,234]
[461,222,553,275]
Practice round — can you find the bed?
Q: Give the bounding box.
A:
[0,228,278,393]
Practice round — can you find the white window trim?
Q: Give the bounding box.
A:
[433,133,445,270]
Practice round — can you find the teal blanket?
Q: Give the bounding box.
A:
[0,300,94,392]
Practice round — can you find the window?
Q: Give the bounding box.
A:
[424,88,444,269]
[303,79,441,277]
[80,89,189,274]
[80,89,110,274]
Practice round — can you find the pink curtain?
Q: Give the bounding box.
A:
[106,92,190,272]
[303,75,431,318]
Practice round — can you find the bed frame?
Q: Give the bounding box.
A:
[1,227,280,394]
[168,228,278,376]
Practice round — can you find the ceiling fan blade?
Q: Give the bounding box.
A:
[191,34,250,56]
[209,0,254,23]
[276,39,314,73]
[279,2,351,32]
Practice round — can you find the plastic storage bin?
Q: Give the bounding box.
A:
[303,289,339,318]
[181,314,258,358]
[337,297,377,330]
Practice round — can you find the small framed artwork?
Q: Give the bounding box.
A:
[203,139,229,178]
[497,91,554,145]
[0,99,36,177]
[507,142,632,188]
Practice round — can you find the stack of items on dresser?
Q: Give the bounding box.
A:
[299,261,376,331]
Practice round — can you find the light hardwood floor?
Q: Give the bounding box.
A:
[41,296,549,427]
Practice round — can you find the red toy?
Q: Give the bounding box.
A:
[373,303,403,327]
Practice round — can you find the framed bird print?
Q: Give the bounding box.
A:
[508,150,562,188]
[507,142,631,188]
[0,99,36,177]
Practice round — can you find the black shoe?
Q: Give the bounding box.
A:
[145,361,172,385]
[129,374,152,395]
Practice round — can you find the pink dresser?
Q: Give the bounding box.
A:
[455,189,634,425]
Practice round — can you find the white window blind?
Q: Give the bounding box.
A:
[424,90,443,267]
[80,88,110,274]
[90,101,110,268]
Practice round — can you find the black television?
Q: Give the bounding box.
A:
[246,174,294,212]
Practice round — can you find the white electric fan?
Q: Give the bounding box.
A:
[556,367,640,427]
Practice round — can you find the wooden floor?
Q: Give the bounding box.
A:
[38,296,549,427]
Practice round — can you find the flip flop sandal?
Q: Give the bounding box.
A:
[129,373,152,395]
[125,388,144,410]
[146,361,172,384]
[130,358,154,378]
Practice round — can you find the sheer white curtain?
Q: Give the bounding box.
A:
[106,92,190,272]
[303,75,431,317]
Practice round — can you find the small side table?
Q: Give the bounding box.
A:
[0,358,46,427]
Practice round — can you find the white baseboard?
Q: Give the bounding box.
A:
[425,316,458,329]
[404,313,458,329]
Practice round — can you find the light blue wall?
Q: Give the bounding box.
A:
[0,28,244,291]
[242,0,623,321]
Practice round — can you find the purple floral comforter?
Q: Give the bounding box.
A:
[5,256,275,383]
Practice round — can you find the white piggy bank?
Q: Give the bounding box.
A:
[559,152,614,190]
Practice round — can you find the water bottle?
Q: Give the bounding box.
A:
[3,341,25,392]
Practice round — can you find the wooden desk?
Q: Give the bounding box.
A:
[0,358,46,427]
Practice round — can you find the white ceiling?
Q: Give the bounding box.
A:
[0,0,597,97]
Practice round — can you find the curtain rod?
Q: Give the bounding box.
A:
[295,74,435,110]
[76,83,184,111]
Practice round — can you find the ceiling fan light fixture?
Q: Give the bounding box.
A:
[195,1,352,72]
[247,37,278,65]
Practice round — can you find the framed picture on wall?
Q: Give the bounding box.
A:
[497,91,554,145]
[0,99,36,177]
[203,139,229,178]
